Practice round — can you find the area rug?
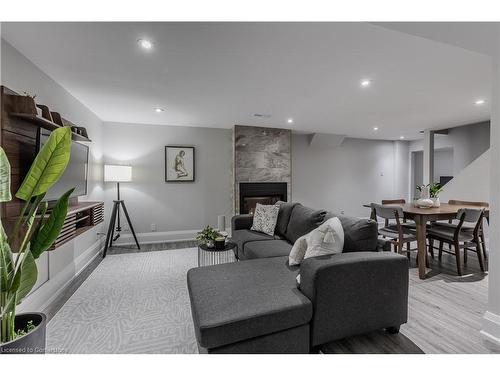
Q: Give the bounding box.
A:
[46,248,199,354]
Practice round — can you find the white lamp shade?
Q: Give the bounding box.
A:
[104,165,132,182]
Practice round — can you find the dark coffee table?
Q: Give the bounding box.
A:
[198,242,237,267]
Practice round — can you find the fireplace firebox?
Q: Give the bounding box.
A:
[239,182,287,214]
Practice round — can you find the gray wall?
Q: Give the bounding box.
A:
[292,135,406,217]
[102,122,233,237]
[1,38,105,312]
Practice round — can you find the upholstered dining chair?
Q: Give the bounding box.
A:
[371,203,417,260]
[427,208,485,276]
[381,199,415,229]
[432,200,489,260]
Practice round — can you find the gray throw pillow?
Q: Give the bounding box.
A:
[251,203,280,236]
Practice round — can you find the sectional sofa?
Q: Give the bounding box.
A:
[187,202,409,353]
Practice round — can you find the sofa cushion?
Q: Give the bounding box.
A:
[324,212,378,252]
[243,240,292,260]
[187,256,312,349]
[251,203,280,235]
[285,204,327,244]
[231,229,274,259]
[275,202,298,238]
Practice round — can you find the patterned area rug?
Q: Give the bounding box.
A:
[47,248,199,354]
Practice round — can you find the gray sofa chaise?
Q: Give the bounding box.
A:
[187,202,409,354]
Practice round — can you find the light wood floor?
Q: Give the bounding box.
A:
[323,251,500,354]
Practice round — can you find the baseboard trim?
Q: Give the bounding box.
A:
[480,311,500,346]
[113,229,199,246]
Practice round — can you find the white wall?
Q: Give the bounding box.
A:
[292,135,408,217]
[1,39,105,312]
[409,121,490,176]
[102,122,233,244]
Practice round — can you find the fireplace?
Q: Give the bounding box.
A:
[239,182,287,214]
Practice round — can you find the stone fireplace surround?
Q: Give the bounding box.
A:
[233,125,291,214]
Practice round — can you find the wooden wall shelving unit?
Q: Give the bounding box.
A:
[0,85,103,251]
[51,202,104,249]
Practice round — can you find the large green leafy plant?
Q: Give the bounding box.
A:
[1,126,73,343]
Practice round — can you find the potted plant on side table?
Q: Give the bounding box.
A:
[196,226,221,248]
[1,126,73,354]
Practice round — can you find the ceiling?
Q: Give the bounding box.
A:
[0,22,492,140]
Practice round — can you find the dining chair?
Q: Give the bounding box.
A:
[447,200,489,260]
[426,208,485,276]
[381,199,416,229]
[434,200,489,260]
[371,203,417,260]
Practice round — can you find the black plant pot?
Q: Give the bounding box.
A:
[0,313,46,354]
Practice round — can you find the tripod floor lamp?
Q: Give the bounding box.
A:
[103,165,140,257]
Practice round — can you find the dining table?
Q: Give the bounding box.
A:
[365,202,489,279]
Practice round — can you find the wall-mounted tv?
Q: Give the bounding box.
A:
[38,129,89,202]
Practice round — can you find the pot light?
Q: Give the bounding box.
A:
[154,107,164,113]
[287,118,294,124]
[399,136,405,139]
[138,39,153,50]
[360,79,372,87]
[474,99,486,105]
[373,127,379,131]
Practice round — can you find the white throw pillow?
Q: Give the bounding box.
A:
[289,234,308,266]
[304,217,344,260]
[250,203,280,236]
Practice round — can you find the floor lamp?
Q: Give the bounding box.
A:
[103,165,140,257]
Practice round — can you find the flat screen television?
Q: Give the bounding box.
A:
[38,129,89,202]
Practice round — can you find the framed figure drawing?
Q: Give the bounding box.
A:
[165,146,195,182]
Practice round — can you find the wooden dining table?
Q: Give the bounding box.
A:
[366,202,489,279]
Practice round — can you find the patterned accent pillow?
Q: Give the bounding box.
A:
[251,203,280,236]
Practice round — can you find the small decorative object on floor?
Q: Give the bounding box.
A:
[217,215,226,232]
[196,226,221,249]
[165,145,195,182]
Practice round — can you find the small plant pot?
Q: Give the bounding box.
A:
[215,237,226,250]
[206,240,215,248]
[0,313,46,354]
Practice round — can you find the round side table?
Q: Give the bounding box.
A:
[198,242,237,267]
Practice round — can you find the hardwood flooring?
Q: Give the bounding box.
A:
[323,252,500,354]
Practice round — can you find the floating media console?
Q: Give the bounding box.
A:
[52,201,104,249]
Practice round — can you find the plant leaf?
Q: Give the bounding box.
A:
[31,188,74,259]
[12,248,38,305]
[0,147,12,202]
[15,126,72,201]
[0,221,14,292]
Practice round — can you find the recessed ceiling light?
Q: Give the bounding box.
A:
[474,99,486,105]
[138,39,153,50]
[360,79,372,87]
[373,127,379,131]
[287,118,294,124]
[399,136,405,139]
[154,107,164,113]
